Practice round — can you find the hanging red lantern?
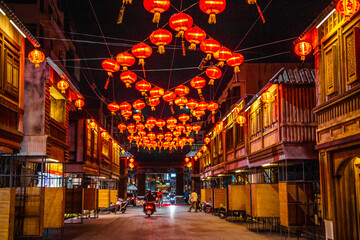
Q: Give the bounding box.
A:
[119,102,132,111]
[127,123,136,132]
[188,137,194,145]
[185,124,193,134]
[57,79,69,94]
[147,132,156,141]
[138,130,147,136]
[75,99,85,110]
[200,39,220,60]
[206,66,222,85]
[187,162,192,168]
[135,80,152,96]
[234,108,241,116]
[193,124,201,134]
[129,162,135,169]
[120,71,137,88]
[236,115,246,126]
[294,41,312,61]
[146,117,157,125]
[128,135,134,142]
[178,114,190,125]
[207,101,219,123]
[157,133,164,140]
[102,59,120,89]
[185,157,190,163]
[148,97,160,111]
[193,109,205,120]
[213,46,232,67]
[336,0,360,20]
[162,91,177,114]
[204,137,211,144]
[118,123,127,133]
[150,29,173,54]
[190,77,206,101]
[145,122,155,131]
[173,130,182,137]
[186,99,199,110]
[261,92,275,103]
[132,100,146,113]
[185,26,206,50]
[132,43,152,78]
[197,101,208,111]
[108,102,120,115]
[167,117,178,126]
[143,0,171,23]
[199,0,226,24]
[89,121,97,131]
[174,96,188,109]
[165,132,173,139]
[150,86,165,98]
[227,53,244,73]
[133,113,143,123]
[169,13,194,38]
[28,49,45,68]
[121,110,132,120]
[116,52,136,71]
[136,123,145,131]
[174,85,190,96]
[156,119,166,130]
[176,123,185,132]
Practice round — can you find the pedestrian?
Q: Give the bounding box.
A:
[188,191,198,213]
[157,189,164,207]
[184,191,189,203]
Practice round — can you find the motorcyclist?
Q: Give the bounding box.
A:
[144,190,156,211]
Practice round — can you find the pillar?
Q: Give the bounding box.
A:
[118,157,128,199]
[137,172,146,197]
[176,169,184,196]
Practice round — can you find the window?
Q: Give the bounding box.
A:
[113,146,120,165]
[87,125,92,156]
[226,128,233,150]
[93,129,98,158]
[3,46,20,101]
[250,108,262,138]
[49,86,66,124]
[102,139,109,157]
[235,124,244,145]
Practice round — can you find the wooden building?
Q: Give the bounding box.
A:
[295,2,360,239]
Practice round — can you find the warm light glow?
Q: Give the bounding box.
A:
[0,8,6,16]
[10,20,26,38]
[28,49,45,68]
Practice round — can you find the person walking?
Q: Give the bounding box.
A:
[188,191,198,213]
[157,189,164,207]
[184,191,189,203]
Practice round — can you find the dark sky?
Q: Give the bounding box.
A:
[64,0,332,120]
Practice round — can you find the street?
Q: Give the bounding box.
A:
[58,206,281,240]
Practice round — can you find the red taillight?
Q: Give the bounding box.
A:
[131,197,135,200]
[145,205,154,210]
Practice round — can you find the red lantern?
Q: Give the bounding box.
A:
[118,123,127,133]
[132,100,146,113]
[193,124,201,134]
[173,130,182,137]
[136,123,145,131]
[176,124,185,132]
[135,80,152,96]
[148,97,160,111]
[150,86,165,98]
[186,99,198,110]
[190,77,206,101]
[143,0,171,23]
[336,0,360,20]
[199,0,226,24]
[75,99,85,110]
[174,85,190,96]
[89,121,97,131]
[185,27,206,50]
[200,39,220,60]
[128,135,134,142]
[169,13,194,38]
[162,91,177,114]
[294,41,312,61]
[121,110,132,120]
[156,119,166,130]
[57,79,69,94]
[207,101,219,123]
[165,132,173,139]
[179,114,190,124]
[174,96,188,109]
[236,115,246,126]
[213,46,232,67]
[147,132,156,140]
[145,122,155,131]
[206,66,222,85]
[197,101,208,111]
[131,43,152,78]
[187,162,192,168]
[28,49,45,68]
[185,157,190,163]
[120,71,137,88]
[167,117,178,126]
[150,29,173,54]
[119,102,132,111]
[127,123,136,131]
[116,52,135,71]
[204,137,210,144]
[188,137,194,145]
[138,130,146,136]
[227,53,244,73]
[193,109,205,120]
[108,102,120,115]
[147,117,157,125]
[261,92,275,103]
[185,124,193,133]
[157,133,164,140]
[133,113,143,123]
[102,59,120,89]
[129,162,135,169]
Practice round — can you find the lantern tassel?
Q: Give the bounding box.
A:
[206,54,212,61]
[182,40,186,56]
[208,14,216,24]
[256,4,265,23]
[170,105,175,114]
[176,31,184,38]
[212,115,215,123]
[104,78,110,89]
[189,43,196,50]
[153,12,161,24]
[117,6,125,24]
[158,45,165,54]
[123,0,132,4]
[301,56,305,61]
[217,61,225,67]
[234,66,240,73]
[209,79,214,85]
[151,106,156,111]
[35,63,40,68]
[123,66,128,71]
[197,89,205,102]
[125,83,131,88]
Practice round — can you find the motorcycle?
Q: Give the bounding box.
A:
[196,199,202,212]
[143,201,156,217]
[218,204,227,219]
[169,195,175,205]
[202,201,213,213]
[115,198,128,214]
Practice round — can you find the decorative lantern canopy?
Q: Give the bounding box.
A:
[169,13,194,38]
[236,115,246,126]
[136,123,145,131]
[132,100,146,113]
[120,71,137,88]
[57,78,69,94]
[179,113,190,124]
[204,137,211,144]
[190,77,206,101]
[150,86,165,98]
[148,97,160,111]
[199,0,226,24]
[187,162,192,168]
[185,26,206,50]
[206,66,222,85]
[28,49,45,68]
[261,92,275,103]
[193,109,205,120]
[116,52,136,71]
[107,102,120,115]
[121,110,132,120]
[174,85,189,97]
[336,0,360,20]
[188,137,194,145]
[75,99,85,110]
[200,39,221,60]
[162,91,177,114]
[133,113,143,123]
[102,59,120,89]
[135,80,152,96]
[119,102,132,111]
[213,46,232,67]
[197,101,208,111]
[89,121,97,131]
[143,0,171,24]
[156,119,166,130]
[227,53,244,73]
[118,123,127,133]
[150,29,173,54]
[174,96,188,109]
[186,99,199,110]
[294,41,312,61]
[131,43,152,77]
[193,124,201,134]
[207,101,219,123]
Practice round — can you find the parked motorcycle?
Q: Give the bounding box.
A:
[202,201,212,213]
[115,198,128,214]
[218,204,227,219]
[143,201,156,217]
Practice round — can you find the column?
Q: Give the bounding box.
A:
[137,171,146,197]
[118,157,128,199]
[176,169,184,196]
